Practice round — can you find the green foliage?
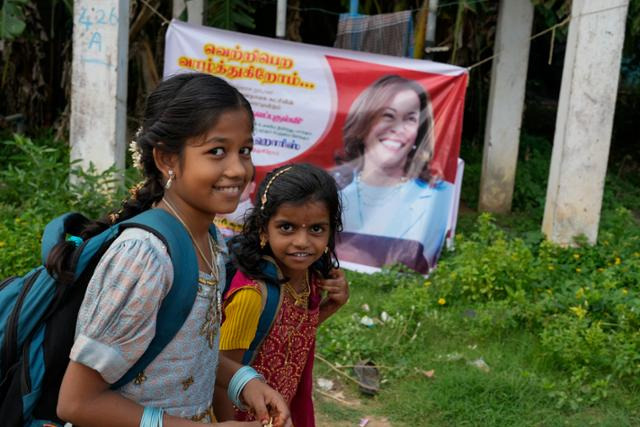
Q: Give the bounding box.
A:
[0,0,27,40]
[0,134,131,277]
[429,208,640,408]
[459,133,551,216]
[207,0,255,30]
[512,134,552,214]
[531,0,571,33]
[622,0,640,89]
[318,204,640,416]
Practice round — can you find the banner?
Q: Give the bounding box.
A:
[164,20,468,274]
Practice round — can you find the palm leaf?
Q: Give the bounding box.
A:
[208,0,255,30]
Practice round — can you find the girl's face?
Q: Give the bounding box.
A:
[170,109,254,220]
[262,200,331,282]
[363,88,420,175]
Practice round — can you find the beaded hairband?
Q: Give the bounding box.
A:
[260,166,293,210]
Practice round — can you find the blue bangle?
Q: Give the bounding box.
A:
[228,365,264,410]
[140,407,164,427]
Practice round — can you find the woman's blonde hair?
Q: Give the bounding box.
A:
[337,75,435,182]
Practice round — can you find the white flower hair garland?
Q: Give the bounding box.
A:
[128,126,144,171]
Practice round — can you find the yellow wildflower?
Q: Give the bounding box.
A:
[423,281,431,288]
[548,265,555,271]
[570,306,587,319]
[575,287,585,299]
[622,288,628,295]
[0,241,5,248]
[597,268,604,272]
[576,268,582,273]
[573,253,580,260]
[615,257,621,265]
[438,298,446,306]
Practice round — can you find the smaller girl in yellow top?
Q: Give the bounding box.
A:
[214,164,349,427]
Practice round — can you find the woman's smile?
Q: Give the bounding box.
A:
[379,137,408,151]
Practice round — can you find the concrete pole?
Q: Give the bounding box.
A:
[478,0,533,213]
[542,0,629,245]
[70,0,129,176]
[173,0,186,19]
[276,0,287,38]
[186,0,204,25]
[426,0,438,46]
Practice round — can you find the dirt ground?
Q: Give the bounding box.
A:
[314,385,393,427]
[316,411,392,427]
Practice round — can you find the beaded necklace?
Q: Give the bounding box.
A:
[162,198,219,277]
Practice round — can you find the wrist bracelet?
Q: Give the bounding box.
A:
[140,406,164,427]
[227,365,264,410]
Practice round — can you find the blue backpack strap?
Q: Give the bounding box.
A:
[242,261,281,365]
[110,209,199,389]
[223,239,239,298]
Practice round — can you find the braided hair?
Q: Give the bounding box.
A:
[230,163,343,283]
[47,73,254,282]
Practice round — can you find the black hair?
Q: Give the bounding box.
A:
[47,73,254,282]
[230,163,342,282]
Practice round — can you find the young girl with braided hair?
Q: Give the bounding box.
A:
[53,73,291,427]
[214,164,350,426]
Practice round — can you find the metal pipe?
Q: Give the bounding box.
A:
[426,0,438,45]
[349,0,359,16]
[276,0,287,38]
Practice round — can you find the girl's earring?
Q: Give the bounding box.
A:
[165,170,175,190]
[324,247,329,254]
[260,236,267,249]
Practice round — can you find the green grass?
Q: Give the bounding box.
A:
[315,275,640,425]
[315,199,640,425]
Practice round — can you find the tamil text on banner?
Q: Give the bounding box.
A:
[163,20,468,274]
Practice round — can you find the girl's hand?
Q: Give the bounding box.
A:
[318,268,349,323]
[241,378,292,427]
[319,268,349,307]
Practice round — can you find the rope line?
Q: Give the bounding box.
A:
[139,0,171,25]
[467,2,628,71]
[285,0,491,15]
[136,0,629,71]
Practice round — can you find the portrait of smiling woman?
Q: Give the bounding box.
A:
[332,74,455,273]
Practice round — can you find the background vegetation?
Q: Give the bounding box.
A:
[2,1,640,425]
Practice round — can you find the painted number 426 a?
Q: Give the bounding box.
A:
[78,7,118,30]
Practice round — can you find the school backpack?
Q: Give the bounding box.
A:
[0,208,205,427]
[223,259,282,364]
